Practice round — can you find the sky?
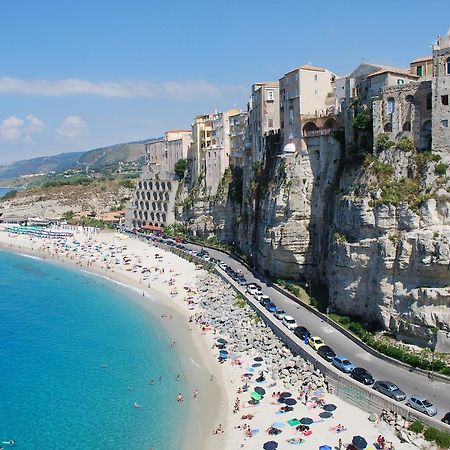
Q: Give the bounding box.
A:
[0,0,449,164]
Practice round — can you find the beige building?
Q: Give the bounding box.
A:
[410,56,433,81]
[279,65,336,152]
[145,130,191,172]
[229,111,247,167]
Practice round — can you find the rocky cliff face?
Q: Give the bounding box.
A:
[179,134,450,350]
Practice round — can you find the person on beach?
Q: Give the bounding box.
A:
[338,437,343,449]
[170,341,176,348]
[176,374,180,381]
[149,379,154,385]
[177,393,184,402]
[193,389,198,399]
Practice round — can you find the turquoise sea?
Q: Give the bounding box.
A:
[0,250,188,449]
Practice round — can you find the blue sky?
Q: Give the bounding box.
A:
[0,0,448,164]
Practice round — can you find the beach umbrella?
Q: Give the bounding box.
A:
[243,373,253,378]
[263,442,278,450]
[252,363,262,368]
[254,356,263,362]
[280,392,292,398]
[287,418,301,426]
[319,446,333,450]
[254,387,266,395]
[284,398,297,406]
[272,422,286,429]
[216,338,228,345]
[299,417,313,425]
[323,404,337,411]
[245,367,255,373]
[352,436,368,449]
[319,411,333,419]
[251,391,262,401]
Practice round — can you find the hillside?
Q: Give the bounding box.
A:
[0,140,148,182]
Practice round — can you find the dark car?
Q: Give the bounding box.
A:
[266,302,277,313]
[260,296,271,307]
[317,345,336,362]
[294,326,310,340]
[372,380,406,401]
[442,412,450,424]
[351,367,375,385]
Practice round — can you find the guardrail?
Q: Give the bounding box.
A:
[131,232,450,432]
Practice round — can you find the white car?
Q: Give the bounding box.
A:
[254,291,265,301]
[282,315,297,330]
[274,309,286,320]
[246,284,260,296]
[219,262,228,271]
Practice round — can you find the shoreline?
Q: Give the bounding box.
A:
[0,228,229,450]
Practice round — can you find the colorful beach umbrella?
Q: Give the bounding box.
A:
[252,363,262,367]
[319,446,333,450]
[280,392,292,398]
[352,436,368,449]
[284,398,297,406]
[299,417,313,425]
[323,404,337,411]
[263,441,278,450]
[319,411,333,419]
[254,387,266,395]
[254,356,263,362]
[251,391,262,401]
[271,422,286,429]
[287,418,301,426]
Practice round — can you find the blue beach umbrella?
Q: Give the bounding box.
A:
[299,417,313,425]
[352,436,368,449]
[272,422,286,429]
[319,411,333,419]
[323,404,336,411]
[284,398,297,406]
[263,441,278,450]
[319,446,333,450]
[280,392,292,398]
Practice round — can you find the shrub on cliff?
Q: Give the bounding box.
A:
[435,162,449,176]
[174,159,188,179]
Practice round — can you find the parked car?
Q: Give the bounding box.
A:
[274,309,286,320]
[308,336,325,351]
[237,277,247,286]
[317,345,336,362]
[406,396,438,416]
[246,284,261,296]
[442,412,450,424]
[266,302,277,313]
[254,291,265,302]
[332,356,354,374]
[283,315,298,330]
[259,295,271,307]
[294,326,310,340]
[372,381,406,401]
[219,262,228,271]
[350,367,375,385]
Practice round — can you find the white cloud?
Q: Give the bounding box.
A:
[0,77,247,99]
[56,115,88,138]
[0,116,24,141]
[0,114,46,142]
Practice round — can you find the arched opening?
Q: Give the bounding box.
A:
[447,57,450,75]
[323,118,338,130]
[161,182,166,190]
[144,211,148,220]
[150,212,155,221]
[138,211,143,219]
[405,95,414,103]
[384,123,392,132]
[143,181,147,190]
[134,201,138,208]
[157,203,162,211]
[302,121,319,136]
[386,97,395,115]
[163,203,168,211]
[153,192,158,200]
[139,201,144,209]
[135,191,140,199]
[164,192,169,201]
[149,182,153,190]
[402,122,411,132]
[146,192,151,200]
[155,182,160,190]
[156,213,161,221]
[426,92,432,110]
[152,201,156,210]
[162,213,166,222]
[420,120,432,150]
[133,211,137,218]
[138,182,142,189]
[167,182,172,191]
[132,220,136,228]
[145,201,149,209]
[137,221,141,228]
[159,192,164,200]
[141,191,145,199]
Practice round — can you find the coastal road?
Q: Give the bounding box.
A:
[185,242,450,421]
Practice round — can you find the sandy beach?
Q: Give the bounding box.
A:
[0,225,420,450]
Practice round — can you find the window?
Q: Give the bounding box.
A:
[289,108,294,124]
[416,66,423,77]
[397,79,405,85]
[268,118,273,128]
[426,93,432,110]
[442,95,449,105]
[447,57,450,75]
[266,90,274,101]
[386,98,395,115]
[442,119,449,128]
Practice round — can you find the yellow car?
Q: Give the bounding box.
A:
[309,336,325,351]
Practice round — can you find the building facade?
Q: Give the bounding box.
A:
[125,163,178,230]
[279,65,336,152]
[229,111,247,168]
[145,130,192,172]
[432,32,450,157]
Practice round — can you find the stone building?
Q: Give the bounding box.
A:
[279,65,336,153]
[246,82,280,162]
[372,81,432,151]
[145,130,191,172]
[432,31,450,158]
[124,163,178,230]
[410,55,433,81]
[229,111,247,168]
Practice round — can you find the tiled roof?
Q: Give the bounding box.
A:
[411,55,432,63]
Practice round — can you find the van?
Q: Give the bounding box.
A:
[282,315,297,330]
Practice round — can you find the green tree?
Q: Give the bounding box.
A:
[174,159,188,179]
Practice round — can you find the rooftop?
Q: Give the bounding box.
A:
[411,55,432,63]
[366,67,419,79]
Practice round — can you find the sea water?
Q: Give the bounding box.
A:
[0,250,188,449]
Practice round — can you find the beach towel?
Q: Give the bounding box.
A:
[287,438,305,445]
